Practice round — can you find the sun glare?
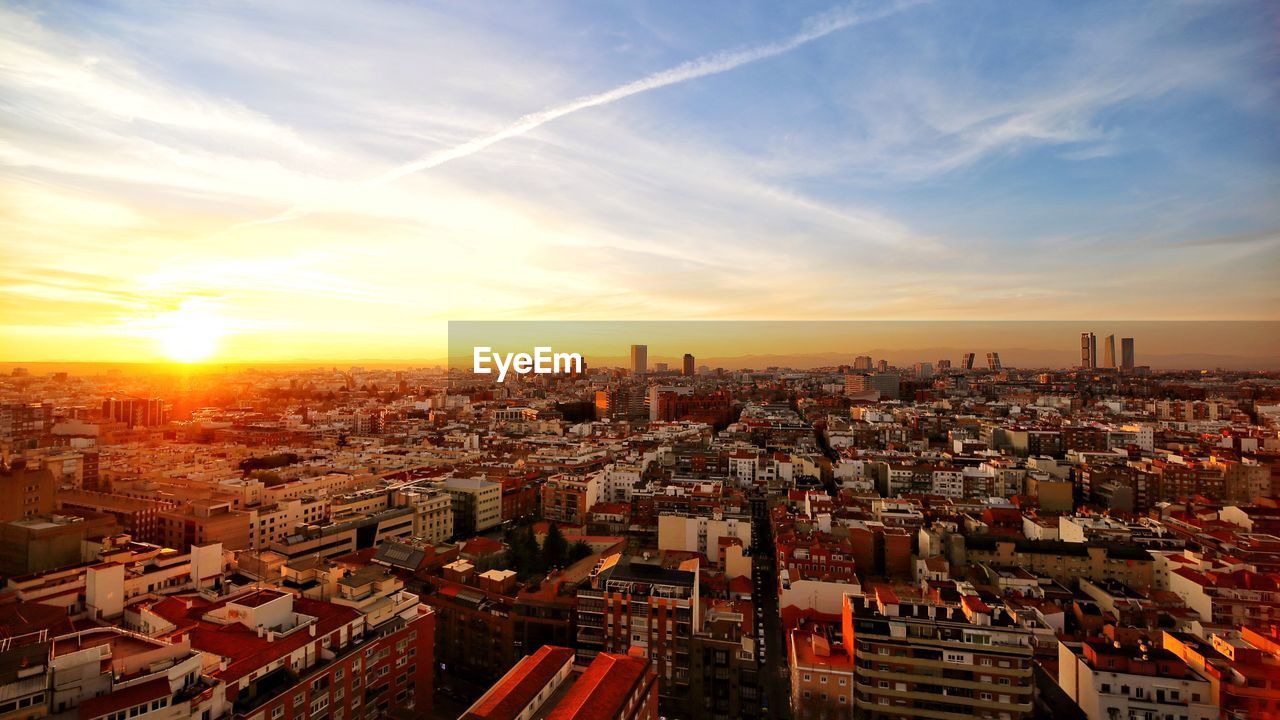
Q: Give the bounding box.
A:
[153,302,227,363]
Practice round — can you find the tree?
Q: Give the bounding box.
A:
[505,526,545,580]
[567,540,593,565]
[542,523,569,570]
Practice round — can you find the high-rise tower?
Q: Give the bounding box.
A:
[630,345,648,375]
[1080,332,1097,369]
[1121,337,1135,371]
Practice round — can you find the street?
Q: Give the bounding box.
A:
[751,493,792,720]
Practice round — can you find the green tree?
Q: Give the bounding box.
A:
[567,540,592,565]
[542,523,568,570]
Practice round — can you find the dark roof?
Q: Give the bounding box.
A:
[609,560,696,587]
[965,535,1152,562]
[373,540,427,570]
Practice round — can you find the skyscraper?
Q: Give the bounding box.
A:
[1121,337,1135,371]
[682,353,695,376]
[986,352,1002,371]
[853,355,873,371]
[961,353,975,370]
[1103,334,1116,368]
[1080,332,1097,369]
[630,344,647,375]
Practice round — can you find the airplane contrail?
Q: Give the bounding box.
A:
[248,1,923,227]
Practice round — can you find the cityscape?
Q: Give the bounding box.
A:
[3,331,1280,720]
[2,1,1279,720]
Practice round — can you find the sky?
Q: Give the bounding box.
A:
[1,0,1277,363]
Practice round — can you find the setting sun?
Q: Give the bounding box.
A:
[153,302,227,363]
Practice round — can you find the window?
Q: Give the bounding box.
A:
[272,707,284,720]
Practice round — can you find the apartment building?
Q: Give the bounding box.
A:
[789,626,854,720]
[843,584,1037,720]
[541,474,600,525]
[156,499,251,553]
[462,645,658,720]
[576,554,699,714]
[394,485,455,543]
[657,513,750,567]
[1057,632,1216,720]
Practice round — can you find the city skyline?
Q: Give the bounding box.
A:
[4,4,1279,720]
[2,1,1278,364]
[5,320,1280,371]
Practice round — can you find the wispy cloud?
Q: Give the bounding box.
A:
[250,0,925,226]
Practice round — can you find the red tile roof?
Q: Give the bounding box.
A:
[462,536,506,556]
[463,645,575,720]
[147,591,361,683]
[546,653,649,720]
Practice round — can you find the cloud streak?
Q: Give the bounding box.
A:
[251,0,922,226]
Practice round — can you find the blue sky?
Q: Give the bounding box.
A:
[0,0,1277,360]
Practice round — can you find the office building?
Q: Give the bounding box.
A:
[845,373,900,400]
[0,401,53,448]
[631,345,648,375]
[682,353,695,376]
[1121,337,1135,371]
[1080,332,1097,369]
[961,353,976,370]
[987,352,1002,371]
[442,476,503,535]
[854,355,873,371]
[101,397,167,428]
[1103,334,1116,368]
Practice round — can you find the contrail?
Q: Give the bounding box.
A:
[249,1,922,227]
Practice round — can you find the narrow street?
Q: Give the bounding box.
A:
[751,493,792,720]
